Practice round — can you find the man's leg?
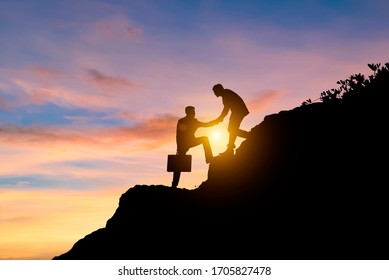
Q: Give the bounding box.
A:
[171,148,188,188]
[200,137,213,163]
[190,137,213,163]
[172,171,181,188]
[236,128,249,138]
[223,114,244,153]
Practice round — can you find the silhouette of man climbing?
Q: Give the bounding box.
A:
[172,106,219,188]
[213,83,249,156]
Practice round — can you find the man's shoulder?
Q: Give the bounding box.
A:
[178,116,197,124]
[177,117,187,127]
[178,115,189,121]
[224,88,238,96]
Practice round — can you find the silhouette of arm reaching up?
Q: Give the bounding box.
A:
[197,118,220,128]
[216,106,229,123]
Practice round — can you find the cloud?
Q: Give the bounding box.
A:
[248,90,286,112]
[99,113,178,148]
[0,81,10,90]
[0,64,148,113]
[0,113,177,148]
[30,66,63,79]
[86,68,142,94]
[62,111,136,125]
[100,112,136,120]
[11,78,111,109]
[93,19,142,40]
[0,96,10,109]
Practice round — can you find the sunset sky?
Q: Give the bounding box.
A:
[1,0,388,259]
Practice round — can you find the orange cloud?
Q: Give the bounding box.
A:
[0,114,177,148]
[247,90,286,112]
[100,111,136,120]
[11,78,113,109]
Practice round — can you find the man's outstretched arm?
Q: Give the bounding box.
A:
[216,106,229,122]
[198,118,221,128]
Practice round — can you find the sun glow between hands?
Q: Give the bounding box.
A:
[206,127,229,154]
[212,130,221,140]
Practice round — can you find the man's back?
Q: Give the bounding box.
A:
[222,89,249,116]
[176,116,199,149]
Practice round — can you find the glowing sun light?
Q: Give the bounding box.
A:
[203,127,229,154]
[212,131,221,140]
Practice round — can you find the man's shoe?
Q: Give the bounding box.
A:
[219,148,234,156]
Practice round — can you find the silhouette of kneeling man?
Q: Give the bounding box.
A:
[213,83,249,156]
[172,106,219,188]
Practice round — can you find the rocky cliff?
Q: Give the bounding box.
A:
[54,63,389,260]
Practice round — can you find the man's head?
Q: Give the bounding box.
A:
[185,106,195,117]
[212,83,224,97]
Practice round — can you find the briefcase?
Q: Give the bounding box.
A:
[167,154,192,172]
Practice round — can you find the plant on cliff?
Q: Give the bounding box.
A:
[302,62,389,105]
